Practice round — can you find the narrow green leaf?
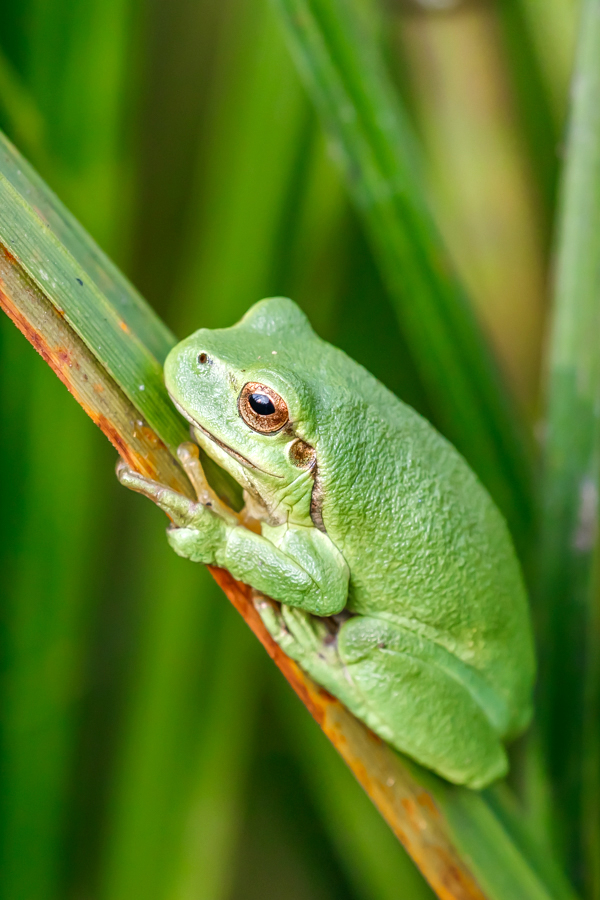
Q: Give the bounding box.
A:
[0,133,186,454]
[271,0,533,545]
[507,0,578,131]
[438,782,574,900]
[538,0,600,892]
[396,5,548,416]
[0,133,176,369]
[495,0,563,231]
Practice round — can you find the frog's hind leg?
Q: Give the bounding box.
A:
[253,599,366,711]
[337,616,508,789]
[254,600,507,788]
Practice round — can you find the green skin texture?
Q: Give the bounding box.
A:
[118,297,535,789]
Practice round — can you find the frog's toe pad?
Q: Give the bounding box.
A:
[254,596,290,646]
[115,460,165,498]
[116,460,142,487]
[280,606,333,658]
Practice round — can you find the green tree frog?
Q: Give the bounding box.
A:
[117,297,535,788]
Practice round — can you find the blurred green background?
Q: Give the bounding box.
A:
[0,0,580,898]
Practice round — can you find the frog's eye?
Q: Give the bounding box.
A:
[238,382,289,433]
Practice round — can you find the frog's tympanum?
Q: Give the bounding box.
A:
[118,297,535,788]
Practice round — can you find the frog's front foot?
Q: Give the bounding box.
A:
[116,460,197,526]
[116,460,168,499]
[117,460,229,566]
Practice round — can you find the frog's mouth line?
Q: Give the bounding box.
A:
[169,393,283,479]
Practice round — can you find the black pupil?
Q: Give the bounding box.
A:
[249,393,276,416]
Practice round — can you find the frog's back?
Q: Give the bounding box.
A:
[309,343,535,738]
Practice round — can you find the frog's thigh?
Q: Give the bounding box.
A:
[338,617,507,789]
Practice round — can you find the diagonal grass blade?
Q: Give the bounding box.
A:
[271,0,534,549]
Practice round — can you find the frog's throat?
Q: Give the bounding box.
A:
[168,393,283,480]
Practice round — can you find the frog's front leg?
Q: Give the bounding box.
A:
[116,461,349,616]
[116,461,227,564]
[116,460,201,525]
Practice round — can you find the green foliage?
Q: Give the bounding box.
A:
[272,0,534,549]
[537,1,600,893]
[0,0,598,898]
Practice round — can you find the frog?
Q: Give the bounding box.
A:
[117,296,535,789]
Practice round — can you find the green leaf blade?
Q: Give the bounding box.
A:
[272,0,534,548]
[538,0,600,890]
